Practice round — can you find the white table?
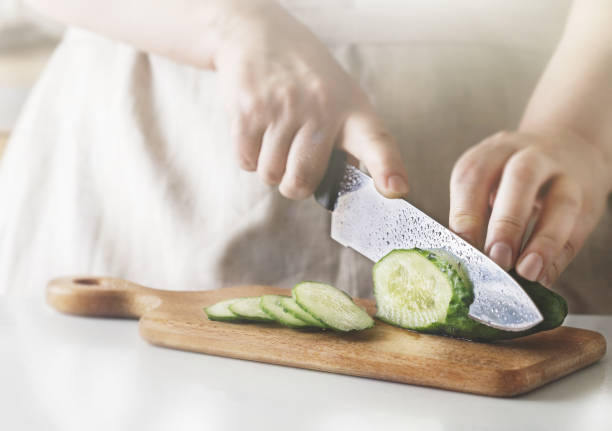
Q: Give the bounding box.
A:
[1,295,610,431]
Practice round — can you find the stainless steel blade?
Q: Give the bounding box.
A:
[330,165,543,331]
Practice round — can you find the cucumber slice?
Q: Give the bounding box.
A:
[293,282,374,332]
[374,249,453,330]
[229,297,275,322]
[204,298,243,322]
[279,297,327,329]
[373,248,568,341]
[260,295,317,329]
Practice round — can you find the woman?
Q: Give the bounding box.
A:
[1,0,610,312]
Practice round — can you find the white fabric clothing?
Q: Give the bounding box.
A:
[1,0,610,312]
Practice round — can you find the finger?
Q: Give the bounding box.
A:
[489,186,499,209]
[257,118,300,186]
[230,103,266,172]
[484,148,557,270]
[256,83,302,184]
[449,132,517,249]
[539,202,602,286]
[515,177,581,282]
[278,121,336,200]
[339,111,409,198]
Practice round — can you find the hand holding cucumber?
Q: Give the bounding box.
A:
[450,130,612,287]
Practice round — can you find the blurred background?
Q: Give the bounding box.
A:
[0,0,62,157]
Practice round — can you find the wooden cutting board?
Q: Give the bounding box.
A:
[46,276,606,397]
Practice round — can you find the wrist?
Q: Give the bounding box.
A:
[205,0,281,70]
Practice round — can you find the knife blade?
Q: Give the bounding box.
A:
[315,151,543,331]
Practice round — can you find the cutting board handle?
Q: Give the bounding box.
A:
[46,276,163,318]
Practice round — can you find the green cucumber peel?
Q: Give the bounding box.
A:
[229,297,276,322]
[204,298,244,322]
[260,295,320,329]
[279,297,328,329]
[293,281,374,332]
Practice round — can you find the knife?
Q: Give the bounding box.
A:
[314,150,543,331]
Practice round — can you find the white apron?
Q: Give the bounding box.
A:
[1,0,610,312]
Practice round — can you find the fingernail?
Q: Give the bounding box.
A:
[489,242,512,270]
[517,253,543,281]
[387,175,409,195]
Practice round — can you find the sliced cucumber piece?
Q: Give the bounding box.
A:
[279,297,327,329]
[204,298,243,322]
[293,282,374,332]
[374,249,454,330]
[260,295,317,329]
[229,297,275,322]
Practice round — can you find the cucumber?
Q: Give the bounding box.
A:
[260,295,319,329]
[204,298,243,322]
[373,249,455,330]
[279,297,328,329]
[373,248,568,341]
[293,282,374,332]
[229,297,275,322]
[505,270,568,332]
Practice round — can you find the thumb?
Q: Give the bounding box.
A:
[339,111,409,198]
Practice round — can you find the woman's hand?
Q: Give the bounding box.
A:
[450,0,612,287]
[214,3,409,200]
[449,129,612,286]
[26,0,409,199]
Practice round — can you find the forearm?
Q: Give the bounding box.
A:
[520,0,612,190]
[25,0,273,69]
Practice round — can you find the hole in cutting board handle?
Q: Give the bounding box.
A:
[74,278,99,285]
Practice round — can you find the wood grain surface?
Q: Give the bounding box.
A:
[47,276,607,397]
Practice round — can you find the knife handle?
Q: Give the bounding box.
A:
[314,149,347,211]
